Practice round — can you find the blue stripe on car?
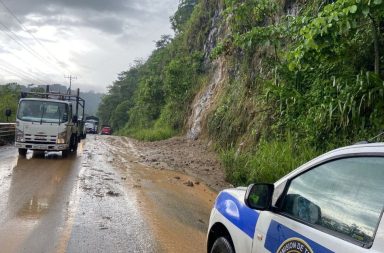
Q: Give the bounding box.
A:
[215,191,259,238]
[265,220,334,253]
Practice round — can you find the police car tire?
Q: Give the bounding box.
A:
[211,237,234,253]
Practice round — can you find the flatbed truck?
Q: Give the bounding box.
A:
[15,86,85,157]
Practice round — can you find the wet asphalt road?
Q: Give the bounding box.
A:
[0,136,217,253]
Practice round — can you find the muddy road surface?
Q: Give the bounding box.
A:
[0,135,223,253]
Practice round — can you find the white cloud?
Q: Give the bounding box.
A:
[0,0,179,92]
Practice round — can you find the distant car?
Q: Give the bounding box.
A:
[100,126,111,135]
[207,143,384,253]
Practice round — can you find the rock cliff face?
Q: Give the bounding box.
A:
[187,58,226,140]
[186,1,227,140]
[185,0,306,142]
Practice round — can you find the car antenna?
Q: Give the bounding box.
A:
[353,130,384,145]
[368,131,384,143]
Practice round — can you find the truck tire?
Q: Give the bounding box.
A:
[62,149,69,157]
[18,148,27,156]
[73,136,78,151]
[70,134,78,152]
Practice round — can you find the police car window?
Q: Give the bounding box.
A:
[281,157,384,247]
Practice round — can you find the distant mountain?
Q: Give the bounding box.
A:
[80,91,103,116]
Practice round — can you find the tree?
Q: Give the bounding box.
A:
[170,0,197,33]
[0,84,20,122]
[155,35,173,49]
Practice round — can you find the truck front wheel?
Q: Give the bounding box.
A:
[62,149,69,157]
[69,134,78,152]
[72,136,78,151]
[18,148,27,156]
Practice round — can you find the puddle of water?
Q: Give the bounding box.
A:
[0,218,39,253]
[0,143,82,253]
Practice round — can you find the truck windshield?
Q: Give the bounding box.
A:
[17,100,69,123]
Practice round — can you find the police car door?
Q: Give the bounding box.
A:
[251,156,384,253]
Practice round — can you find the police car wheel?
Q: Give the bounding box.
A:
[210,237,234,253]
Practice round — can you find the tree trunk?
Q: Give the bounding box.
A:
[370,16,380,75]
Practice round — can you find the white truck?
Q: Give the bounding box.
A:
[85,119,98,134]
[15,86,85,157]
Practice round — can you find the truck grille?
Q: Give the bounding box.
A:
[25,134,56,144]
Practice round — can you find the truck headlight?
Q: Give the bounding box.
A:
[16,129,24,142]
[56,131,67,144]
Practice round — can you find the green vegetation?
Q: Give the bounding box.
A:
[99,0,384,186]
[0,84,20,122]
[98,0,211,140]
[221,135,319,184]
[206,0,384,185]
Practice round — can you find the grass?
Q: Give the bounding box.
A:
[122,125,176,141]
[220,135,320,186]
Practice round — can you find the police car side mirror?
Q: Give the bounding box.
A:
[244,183,274,210]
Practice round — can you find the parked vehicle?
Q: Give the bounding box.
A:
[85,120,98,134]
[15,86,85,157]
[100,126,111,135]
[207,143,384,253]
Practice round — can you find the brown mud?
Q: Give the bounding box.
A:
[105,136,223,252]
[130,136,232,192]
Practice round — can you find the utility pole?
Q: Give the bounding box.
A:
[65,75,77,94]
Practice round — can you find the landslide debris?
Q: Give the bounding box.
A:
[132,136,231,192]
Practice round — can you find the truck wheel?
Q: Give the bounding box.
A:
[70,135,78,152]
[73,136,78,151]
[62,149,69,157]
[18,148,27,156]
[210,237,234,253]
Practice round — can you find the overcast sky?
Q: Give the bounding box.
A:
[0,0,179,92]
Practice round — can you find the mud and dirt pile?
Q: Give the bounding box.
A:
[132,136,231,192]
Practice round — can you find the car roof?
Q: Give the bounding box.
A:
[275,142,384,185]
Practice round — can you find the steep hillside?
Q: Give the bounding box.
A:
[98,0,384,186]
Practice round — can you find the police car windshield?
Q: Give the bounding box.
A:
[17,100,69,123]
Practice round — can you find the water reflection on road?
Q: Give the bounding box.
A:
[0,147,79,253]
[0,135,217,253]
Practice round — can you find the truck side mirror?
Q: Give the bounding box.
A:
[244,183,274,210]
[5,108,11,117]
[72,115,78,123]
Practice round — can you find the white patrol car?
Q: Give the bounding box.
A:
[207,143,384,253]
